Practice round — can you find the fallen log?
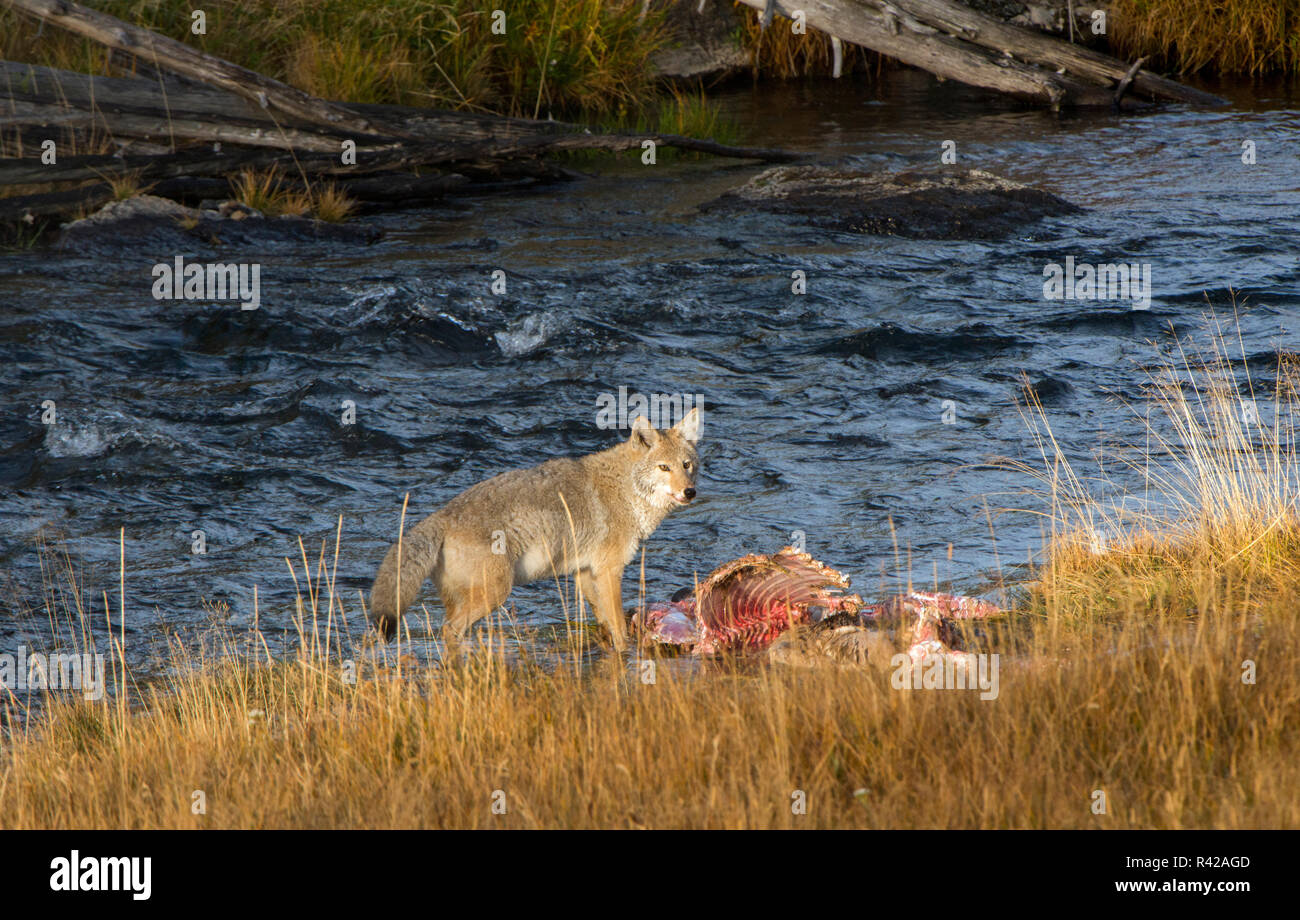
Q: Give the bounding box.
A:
[881,0,1224,105]
[1,99,358,153]
[2,60,797,157]
[0,144,324,187]
[2,65,796,163]
[0,61,401,153]
[1,60,283,122]
[1,92,792,222]
[0,180,116,223]
[0,110,796,190]
[733,0,1225,107]
[1,123,173,157]
[0,175,230,222]
[0,63,580,150]
[737,0,1112,105]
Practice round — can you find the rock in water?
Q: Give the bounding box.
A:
[58,194,379,253]
[703,166,1082,239]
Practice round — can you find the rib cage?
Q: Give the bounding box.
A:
[633,548,1006,662]
[693,546,863,653]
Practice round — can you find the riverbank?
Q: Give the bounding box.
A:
[2,0,1280,241]
[3,1,1297,130]
[3,332,1296,829]
[3,600,1293,829]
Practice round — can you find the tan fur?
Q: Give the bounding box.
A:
[369,408,701,650]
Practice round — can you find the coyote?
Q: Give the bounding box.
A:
[369,407,701,649]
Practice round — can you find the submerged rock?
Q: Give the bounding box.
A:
[57,194,379,252]
[703,165,1082,239]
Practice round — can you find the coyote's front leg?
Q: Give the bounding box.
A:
[579,565,628,652]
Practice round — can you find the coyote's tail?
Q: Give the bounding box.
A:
[369,513,446,640]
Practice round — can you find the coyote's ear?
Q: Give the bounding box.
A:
[673,406,701,442]
[630,415,659,449]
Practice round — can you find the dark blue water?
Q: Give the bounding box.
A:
[1,71,1297,671]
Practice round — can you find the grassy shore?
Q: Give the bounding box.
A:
[0,0,729,192]
[1110,0,1300,76]
[0,0,665,119]
[2,321,1297,829]
[3,1,1297,125]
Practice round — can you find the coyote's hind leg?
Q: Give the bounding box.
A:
[437,550,512,651]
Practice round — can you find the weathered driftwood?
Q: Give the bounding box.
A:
[2,99,355,153]
[1,61,796,158]
[734,0,1224,107]
[1113,56,1146,108]
[1,95,796,180]
[887,0,1222,105]
[739,0,1109,105]
[0,63,588,149]
[2,61,290,122]
[0,144,318,186]
[0,61,396,153]
[0,63,573,162]
[0,173,229,222]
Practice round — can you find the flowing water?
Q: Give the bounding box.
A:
[1,70,1296,675]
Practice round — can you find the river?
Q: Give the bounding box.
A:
[1,70,1295,673]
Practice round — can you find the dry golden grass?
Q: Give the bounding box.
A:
[309,181,359,223]
[1111,0,1300,75]
[1,580,1293,828]
[1,316,1297,829]
[1015,312,1300,624]
[229,165,311,217]
[285,31,419,105]
[739,0,1300,79]
[228,166,357,221]
[102,169,151,201]
[740,12,883,80]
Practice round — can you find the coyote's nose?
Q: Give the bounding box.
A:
[684,487,696,500]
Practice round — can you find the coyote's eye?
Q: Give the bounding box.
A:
[683,460,693,471]
[658,464,671,472]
